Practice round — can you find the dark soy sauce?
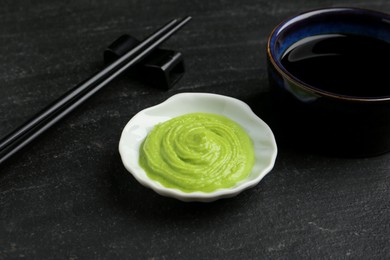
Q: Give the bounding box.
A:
[280,34,390,98]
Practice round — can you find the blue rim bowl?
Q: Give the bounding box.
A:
[266,7,390,157]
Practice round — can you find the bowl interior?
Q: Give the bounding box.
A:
[269,8,390,62]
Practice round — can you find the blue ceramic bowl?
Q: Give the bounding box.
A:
[266,7,390,157]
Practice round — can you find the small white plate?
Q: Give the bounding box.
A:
[118,93,277,202]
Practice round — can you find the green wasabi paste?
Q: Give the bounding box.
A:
[139,112,255,193]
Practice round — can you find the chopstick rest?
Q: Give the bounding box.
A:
[104,34,185,89]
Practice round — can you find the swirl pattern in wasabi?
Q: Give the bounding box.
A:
[139,112,255,193]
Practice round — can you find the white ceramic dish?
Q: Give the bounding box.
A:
[118,93,277,202]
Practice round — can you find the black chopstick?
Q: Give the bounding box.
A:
[0,16,192,165]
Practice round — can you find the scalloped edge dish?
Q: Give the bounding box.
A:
[118,93,277,202]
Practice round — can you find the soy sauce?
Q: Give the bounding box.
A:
[280,34,390,97]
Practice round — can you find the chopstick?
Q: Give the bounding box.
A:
[0,16,192,165]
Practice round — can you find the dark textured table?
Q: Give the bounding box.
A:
[1,0,390,259]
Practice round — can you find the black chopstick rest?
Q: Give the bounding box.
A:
[104,34,185,89]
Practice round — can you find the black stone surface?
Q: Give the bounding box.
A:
[1,0,390,259]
